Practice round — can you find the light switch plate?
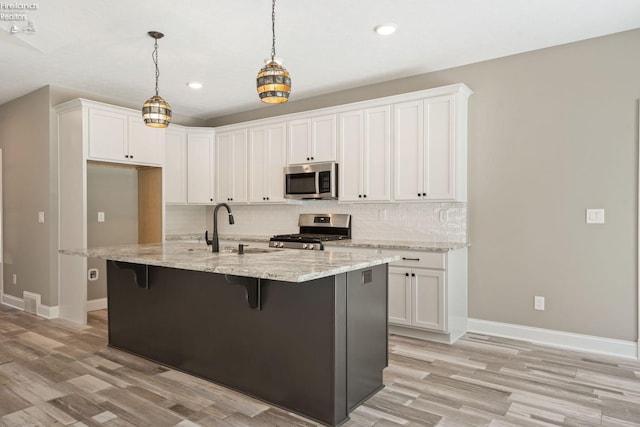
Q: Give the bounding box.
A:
[586,208,605,224]
[98,212,105,222]
[38,211,45,223]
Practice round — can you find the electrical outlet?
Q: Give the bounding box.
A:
[98,212,105,222]
[38,211,45,223]
[88,268,99,281]
[12,274,17,285]
[586,209,605,224]
[439,209,448,222]
[534,296,545,311]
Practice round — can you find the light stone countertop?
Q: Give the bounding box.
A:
[166,233,468,252]
[60,241,400,283]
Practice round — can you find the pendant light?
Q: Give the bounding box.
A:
[256,0,291,103]
[142,31,172,128]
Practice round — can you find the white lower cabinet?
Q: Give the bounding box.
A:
[384,248,467,344]
[389,267,445,331]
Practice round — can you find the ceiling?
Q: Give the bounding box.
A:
[1,0,639,120]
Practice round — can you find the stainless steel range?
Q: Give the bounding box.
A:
[269,214,351,250]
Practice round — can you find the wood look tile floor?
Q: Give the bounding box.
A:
[0,305,639,427]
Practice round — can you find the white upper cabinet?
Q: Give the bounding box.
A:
[88,107,163,166]
[339,106,391,202]
[287,115,337,164]
[187,131,216,204]
[216,129,248,204]
[128,117,164,165]
[164,127,188,204]
[248,123,286,203]
[394,93,466,201]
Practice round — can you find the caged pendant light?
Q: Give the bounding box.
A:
[142,31,172,127]
[256,0,291,103]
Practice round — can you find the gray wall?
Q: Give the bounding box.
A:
[209,29,640,342]
[86,164,139,300]
[0,87,56,305]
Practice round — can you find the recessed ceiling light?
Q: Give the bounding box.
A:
[187,82,203,90]
[374,23,397,36]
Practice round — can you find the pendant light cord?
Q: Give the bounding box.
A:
[152,39,159,96]
[271,0,276,61]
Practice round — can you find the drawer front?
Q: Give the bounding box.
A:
[382,249,445,269]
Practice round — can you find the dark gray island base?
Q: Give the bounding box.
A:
[107,260,388,426]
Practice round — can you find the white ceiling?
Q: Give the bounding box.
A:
[1,0,639,120]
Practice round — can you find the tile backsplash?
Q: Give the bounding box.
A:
[167,202,467,243]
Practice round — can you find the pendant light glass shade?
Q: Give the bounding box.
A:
[257,0,290,103]
[143,31,171,128]
[257,60,291,103]
[142,95,172,128]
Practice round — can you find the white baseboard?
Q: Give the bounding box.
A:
[86,297,107,312]
[468,318,638,360]
[1,292,24,310]
[0,292,59,319]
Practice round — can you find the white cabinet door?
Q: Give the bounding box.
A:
[388,267,412,326]
[128,117,163,165]
[363,106,391,201]
[287,119,311,164]
[187,133,215,204]
[216,129,248,203]
[339,107,390,202]
[338,110,364,202]
[394,100,423,201]
[249,123,286,203]
[311,115,337,163]
[412,269,446,331]
[287,115,336,164]
[423,96,455,200]
[394,96,457,201]
[164,127,187,204]
[88,108,128,162]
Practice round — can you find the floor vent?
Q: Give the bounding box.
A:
[23,292,39,315]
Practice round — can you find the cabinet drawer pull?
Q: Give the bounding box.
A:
[402,257,420,261]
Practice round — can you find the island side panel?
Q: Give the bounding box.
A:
[346,265,389,411]
[106,261,348,426]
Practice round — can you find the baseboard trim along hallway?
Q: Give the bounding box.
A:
[468,317,638,360]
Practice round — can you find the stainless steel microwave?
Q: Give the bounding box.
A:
[284,162,338,199]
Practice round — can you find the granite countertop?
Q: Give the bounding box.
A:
[60,242,400,283]
[166,233,468,252]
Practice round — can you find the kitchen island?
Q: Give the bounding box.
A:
[62,242,399,426]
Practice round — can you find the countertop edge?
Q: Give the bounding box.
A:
[60,244,400,283]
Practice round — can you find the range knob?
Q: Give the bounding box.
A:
[302,244,308,249]
[308,245,315,250]
[278,242,284,248]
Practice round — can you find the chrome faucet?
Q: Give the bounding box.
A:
[205,203,235,252]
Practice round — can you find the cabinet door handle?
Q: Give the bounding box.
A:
[307,157,310,161]
[363,194,367,198]
[411,273,416,277]
[405,273,409,277]
[402,257,420,261]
